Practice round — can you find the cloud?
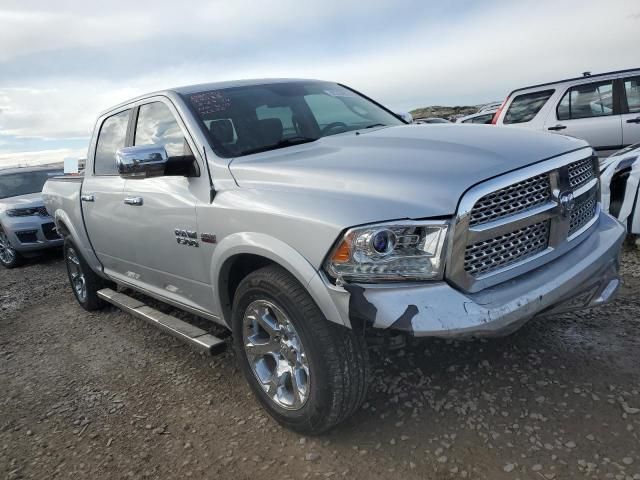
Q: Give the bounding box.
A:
[0,0,638,158]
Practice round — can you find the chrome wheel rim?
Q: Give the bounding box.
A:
[66,247,87,302]
[243,300,310,410]
[0,230,16,264]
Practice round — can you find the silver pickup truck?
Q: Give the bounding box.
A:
[43,78,625,434]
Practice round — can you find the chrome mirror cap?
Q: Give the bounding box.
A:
[116,145,169,179]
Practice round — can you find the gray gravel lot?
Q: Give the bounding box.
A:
[1,245,639,479]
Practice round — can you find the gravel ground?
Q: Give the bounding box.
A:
[1,245,639,480]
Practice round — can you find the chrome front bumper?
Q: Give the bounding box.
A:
[338,212,625,338]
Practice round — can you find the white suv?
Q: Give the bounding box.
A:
[493,68,640,156]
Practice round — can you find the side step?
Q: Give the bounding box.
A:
[97,288,227,355]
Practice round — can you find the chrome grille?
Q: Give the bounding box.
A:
[568,157,596,189]
[469,173,550,226]
[569,190,597,236]
[449,152,601,292]
[464,221,549,277]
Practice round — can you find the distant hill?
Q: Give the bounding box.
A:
[410,105,479,121]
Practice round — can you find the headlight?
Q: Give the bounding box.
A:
[324,221,449,283]
[6,208,39,217]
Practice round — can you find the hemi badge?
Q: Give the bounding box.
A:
[201,233,217,244]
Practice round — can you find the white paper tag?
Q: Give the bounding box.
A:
[64,157,79,174]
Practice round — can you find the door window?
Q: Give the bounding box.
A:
[94,109,130,175]
[624,77,640,114]
[463,113,494,124]
[503,90,554,124]
[134,102,191,158]
[556,80,614,120]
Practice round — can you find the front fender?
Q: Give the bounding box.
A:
[210,232,348,328]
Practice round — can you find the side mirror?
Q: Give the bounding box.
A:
[396,112,413,123]
[116,145,196,179]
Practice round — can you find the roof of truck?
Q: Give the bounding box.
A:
[100,78,329,116]
[171,78,324,95]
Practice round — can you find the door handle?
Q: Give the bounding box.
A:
[626,117,640,124]
[548,124,567,131]
[124,197,144,206]
[81,194,95,202]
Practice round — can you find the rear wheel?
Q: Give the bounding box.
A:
[232,265,369,434]
[64,238,108,311]
[0,227,23,269]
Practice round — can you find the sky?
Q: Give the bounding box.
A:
[0,0,638,167]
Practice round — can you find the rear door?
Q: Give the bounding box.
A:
[120,98,213,312]
[82,108,131,278]
[544,79,622,154]
[620,74,640,146]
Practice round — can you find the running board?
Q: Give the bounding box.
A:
[97,288,226,355]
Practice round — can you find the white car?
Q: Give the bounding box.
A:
[493,68,640,157]
[456,110,497,124]
[601,143,640,237]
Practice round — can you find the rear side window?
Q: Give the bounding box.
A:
[624,76,640,114]
[504,90,554,124]
[134,102,191,158]
[557,80,614,120]
[94,110,131,175]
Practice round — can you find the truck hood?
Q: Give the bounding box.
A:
[228,124,589,219]
[0,192,44,212]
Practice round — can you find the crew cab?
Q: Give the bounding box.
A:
[0,165,64,268]
[43,79,625,434]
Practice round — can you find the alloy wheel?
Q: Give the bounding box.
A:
[0,230,16,265]
[66,246,87,302]
[242,299,310,410]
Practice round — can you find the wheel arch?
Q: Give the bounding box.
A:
[211,232,348,329]
[53,210,104,275]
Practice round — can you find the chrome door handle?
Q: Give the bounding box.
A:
[124,196,143,206]
[81,194,95,202]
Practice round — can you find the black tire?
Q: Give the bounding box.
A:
[63,237,109,311]
[232,264,369,434]
[0,226,24,269]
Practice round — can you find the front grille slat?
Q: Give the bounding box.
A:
[460,155,599,280]
[464,221,550,277]
[569,191,597,236]
[469,173,550,227]
[568,157,596,189]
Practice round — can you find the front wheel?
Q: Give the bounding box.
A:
[232,265,370,434]
[64,238,108,311]
[0,227,23,269]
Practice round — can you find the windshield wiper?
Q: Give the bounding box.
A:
[239,137,318,156]
[363,123,386,129]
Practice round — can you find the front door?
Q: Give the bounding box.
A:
[545,79,622,155]
[119,99,212,312]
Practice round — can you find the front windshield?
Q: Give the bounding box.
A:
[185,81,403,158]
[0,170,61,199]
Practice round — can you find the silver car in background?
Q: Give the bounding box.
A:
[0,166,64,268]
[493,68,640,156]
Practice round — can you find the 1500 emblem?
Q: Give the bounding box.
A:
[175,229,199,248]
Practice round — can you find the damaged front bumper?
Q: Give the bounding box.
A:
[328,212,625,338]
